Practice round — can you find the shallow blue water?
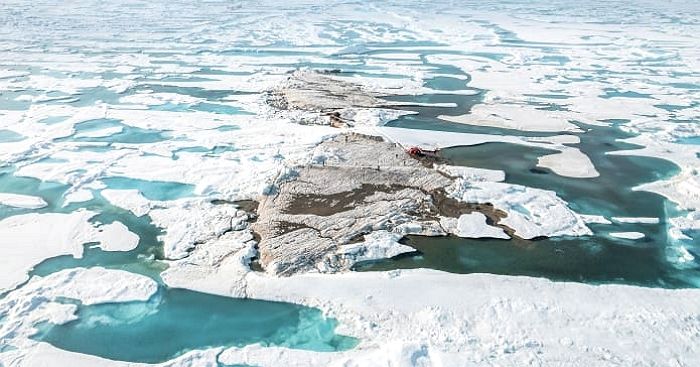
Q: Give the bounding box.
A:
[677,136,700,145]
[33,288,356,363]
[0,166,71,219]
[191,102,251,115]
[62,118,168,144]
[100,177,195,201]
[601,89,655,99]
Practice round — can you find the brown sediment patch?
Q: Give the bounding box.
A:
[283,183,406,216]
[276,221,311,235]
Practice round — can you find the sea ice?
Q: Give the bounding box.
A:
[93,221,139,252]
[148,199,250,260]
[447,180,591,239]
[327,230,416,269]
[101,189,151,217]
[440,213,510,239]
[609,232,646,240]
[0,193,48,209]
[579,214,612,225]
[434,164,505,182]
[0,211,139,292]
[439,104,581,132]
[611,217,660,224]
[0,267,158,366]
[62,189,94,206]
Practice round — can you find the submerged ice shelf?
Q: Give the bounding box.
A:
[1,0,700,366]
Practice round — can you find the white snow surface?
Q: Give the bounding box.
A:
[440,213,510,239]
[148,199,251,260]
[0,193,48,209]
[0,344,221,367]
[0,211,139,292]
[447,180,591,239]
[434,164,505,182]
[612,216,661,224]
[609,232,646,240]
[101,189,151,217]
[330,230,416,268]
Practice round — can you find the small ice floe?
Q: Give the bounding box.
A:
[438,104,582,133]
[612,217,660,224]
[440,212,509,239]
[609,232,646,240]
[62,189,95,206]
[93,221,140,252]
[0,193,48,209]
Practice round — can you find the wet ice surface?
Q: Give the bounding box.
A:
[1,0,700,366]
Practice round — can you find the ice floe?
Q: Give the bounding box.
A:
[0,193,47,209]
[440,212,510,239]
[609,232,646,240]
[62,190,95,206]
[101,189,151,217]
[612,217,660,224]
[439,104,581,133]
[73,125,123,139]
[434,164,505,182]
[326,230,416,269]
[0,211,139,292]
[92,221,139,252]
